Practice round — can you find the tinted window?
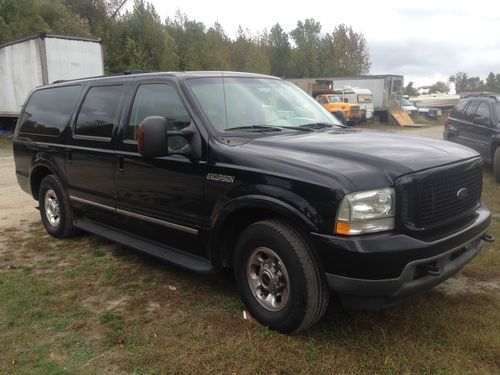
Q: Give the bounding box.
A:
[19,85,81,136]
[450,99,468,120]
[463,100,480,122]
[127,84,191,141]
[75,86,122,138]
[475,102,490,120]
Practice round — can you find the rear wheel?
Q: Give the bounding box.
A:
[234,219,329,333]
[494,147,500,183]
[38,175,76,238]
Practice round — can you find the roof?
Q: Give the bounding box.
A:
[0,32,102,49]
[38,71,281,89]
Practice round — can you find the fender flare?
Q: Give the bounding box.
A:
[29,155,65,199]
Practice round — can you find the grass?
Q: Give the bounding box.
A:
[0,147,499,374]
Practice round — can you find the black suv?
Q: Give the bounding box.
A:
[13,72,494,333]
[444,94,500,182]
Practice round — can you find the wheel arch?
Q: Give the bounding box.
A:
[209,195,318,269]
[29,159,64,200]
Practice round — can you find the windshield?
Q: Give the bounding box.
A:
[357,94,372,103]
[187,77,342,132]
[327,95,341,103]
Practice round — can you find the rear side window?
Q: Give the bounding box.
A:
[19,85,81,136]
[74,86,123,139]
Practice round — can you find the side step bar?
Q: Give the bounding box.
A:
[74,218,215,274]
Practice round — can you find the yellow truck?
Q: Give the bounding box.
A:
[314,93,361,124]
[288,79,361,124]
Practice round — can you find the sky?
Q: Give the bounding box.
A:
[126,0,500,90]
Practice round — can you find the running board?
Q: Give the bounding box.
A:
[74,218,215,274]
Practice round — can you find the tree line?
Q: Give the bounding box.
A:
[0,0,371,78]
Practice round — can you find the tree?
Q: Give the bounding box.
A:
[329,24,370,76]
[230,26,270,74]
[404,82,419,97]
[485,72,500,92]
[449,72,484,93]
[266,23,291,77]
[204,22,232,70]
[449,72,469,93]
[428,81,449,94]
[0,0,88,43]
[0,1,371,79]
[289,19,322,78]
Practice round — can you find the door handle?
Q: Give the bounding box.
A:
[67,149,72,164]
[118,156,124,173]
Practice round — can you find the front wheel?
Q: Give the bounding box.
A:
[234,219,329,333]
[494,147,500,183]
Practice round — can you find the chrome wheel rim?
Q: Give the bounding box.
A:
[44,189,61,227]
[246,247,290,312]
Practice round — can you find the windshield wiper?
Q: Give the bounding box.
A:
[300,122,346,129]
[225,125,283,132]
[225,125,313,132]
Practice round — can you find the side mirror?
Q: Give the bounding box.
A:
[137,116,201,159]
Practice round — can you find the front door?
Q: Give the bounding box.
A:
[114,79,207,256]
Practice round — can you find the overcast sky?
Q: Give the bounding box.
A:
[128,0,500,90]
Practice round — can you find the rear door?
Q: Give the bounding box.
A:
[447,99,468,142]
[454,100,480,150]
[66,83,125,224]
[464,100,495,161]
[114,78,207,256]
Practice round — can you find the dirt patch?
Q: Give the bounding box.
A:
[437,274,500,296]
[82,293,131,314]
[0,155,39,228]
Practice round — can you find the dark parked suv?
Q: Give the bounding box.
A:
[13,72,494,333]
[444,94,500,182]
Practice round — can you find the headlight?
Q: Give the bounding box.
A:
[335,188,395,235]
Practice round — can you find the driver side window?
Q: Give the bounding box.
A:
[127,84,191,150]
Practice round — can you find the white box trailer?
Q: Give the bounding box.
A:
[0,33,104,124]
[289,75,404,121]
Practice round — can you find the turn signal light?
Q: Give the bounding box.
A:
[336,221,351,235]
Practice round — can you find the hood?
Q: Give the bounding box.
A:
[236,129,479,191]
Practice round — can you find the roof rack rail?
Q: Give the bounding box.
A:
[50,70,149,85]
[462,91,498,100]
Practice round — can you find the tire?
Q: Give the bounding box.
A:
[234,219,329,334]
[38,175,76,238]
[494,147,500,183]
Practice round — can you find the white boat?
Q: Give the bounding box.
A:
[409,93,460,108]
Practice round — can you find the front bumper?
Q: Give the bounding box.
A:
[311,204,492,310]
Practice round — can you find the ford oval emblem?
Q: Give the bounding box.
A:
[456,188,469,201]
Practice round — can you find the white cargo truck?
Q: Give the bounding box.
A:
[0,33,104,130]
